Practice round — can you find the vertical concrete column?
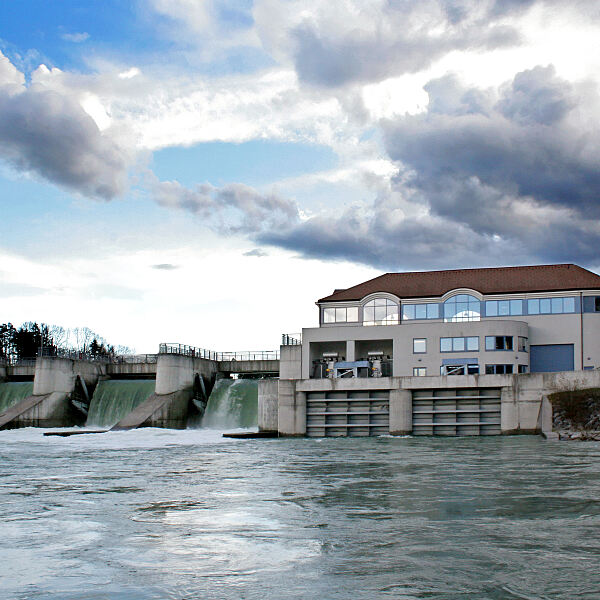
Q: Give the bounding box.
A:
[500,385,518,434]
[539,395,553,434]
[258,379,279,432]
[278,379,306,436]
[155,354,194,395]
[346,340,356,362]
[33,358,74,395]
[389,388,412,435]
[279,345,302,379]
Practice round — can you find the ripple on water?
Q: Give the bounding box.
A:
[1,432,600,599]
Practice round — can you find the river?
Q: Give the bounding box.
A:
[1,429,599,599]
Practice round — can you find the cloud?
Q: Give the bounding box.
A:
[0,53,131,200]
[151,177,299,234]
[151,263,179,270]
[250,65,600,270]
[383,66,600,217]
[243,249,268,257]
[61,32,90,43]
[254,0,530,88]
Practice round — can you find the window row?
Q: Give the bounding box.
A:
[440,336,479,352]
[323,306,359,323]
[413,336,528,354]
[420,364,529,376]
[322,295,578,325]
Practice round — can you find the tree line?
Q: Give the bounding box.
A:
[0,322,133,362]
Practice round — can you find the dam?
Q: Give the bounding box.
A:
[0,345,276,431]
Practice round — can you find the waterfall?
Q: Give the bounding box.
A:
[86,380,155,428]
[0,382,34,412]
[200,378,258,429]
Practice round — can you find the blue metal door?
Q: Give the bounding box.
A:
[530,344,574,372]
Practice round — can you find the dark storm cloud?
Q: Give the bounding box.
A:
[384,66,600,218]
[0,81,130,200]
[254,65,600,270]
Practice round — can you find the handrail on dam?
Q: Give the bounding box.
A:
[281,333,302,346]
[159,343,280,361]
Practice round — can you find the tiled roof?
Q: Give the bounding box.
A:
[318,264,600,302]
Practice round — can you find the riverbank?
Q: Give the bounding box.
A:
[550,387,600,441]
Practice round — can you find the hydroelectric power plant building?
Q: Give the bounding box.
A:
[267,264,600,438]
[3,263,600,438]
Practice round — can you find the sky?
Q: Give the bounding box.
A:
[1,0,600,353]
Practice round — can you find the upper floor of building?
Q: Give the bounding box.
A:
[316,264,600,328]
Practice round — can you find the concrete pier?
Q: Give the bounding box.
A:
[258,379,278,432]
[0,357,105,429]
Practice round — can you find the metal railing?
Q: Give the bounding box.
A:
[110,354,158,364]
[216,351,280,361]
[159,343,279,361]
[281,333,302,346]
[159,343,219,360]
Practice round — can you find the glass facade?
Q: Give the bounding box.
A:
[363,299,399,326]
[402,303,439,320]
[443,294,481,322]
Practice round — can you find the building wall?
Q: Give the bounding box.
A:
[302,319,529,378]
[302,289,600,377]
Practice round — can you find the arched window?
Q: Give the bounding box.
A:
[444,294,481,322]
[363,298,399,326]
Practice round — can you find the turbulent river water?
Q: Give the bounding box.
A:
[1,430,600,600]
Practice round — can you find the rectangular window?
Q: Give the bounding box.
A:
[402,304,415,320]
[440,338,452,352]
[415,304,427,319]
[486,299,523,316]
[518,365,528,373]
[485,364,514,374]
[563,297,575,313]
[551,297,562,314]
[402,304,439,320]
[346,307,359,322]
[498,300,510,316]
[518,336,528,352]
[467,336,479,351]
[413,367,427,376]
[510,300,523,315]
[528,299,539,314]
[413,338,427,353]
[595,297,600,312]
[427,304,439,319]
[540,298,551,313]
[485,336,513,351]
[453,337,465,351]
[323,306,359,323]
[440,336,479,352]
